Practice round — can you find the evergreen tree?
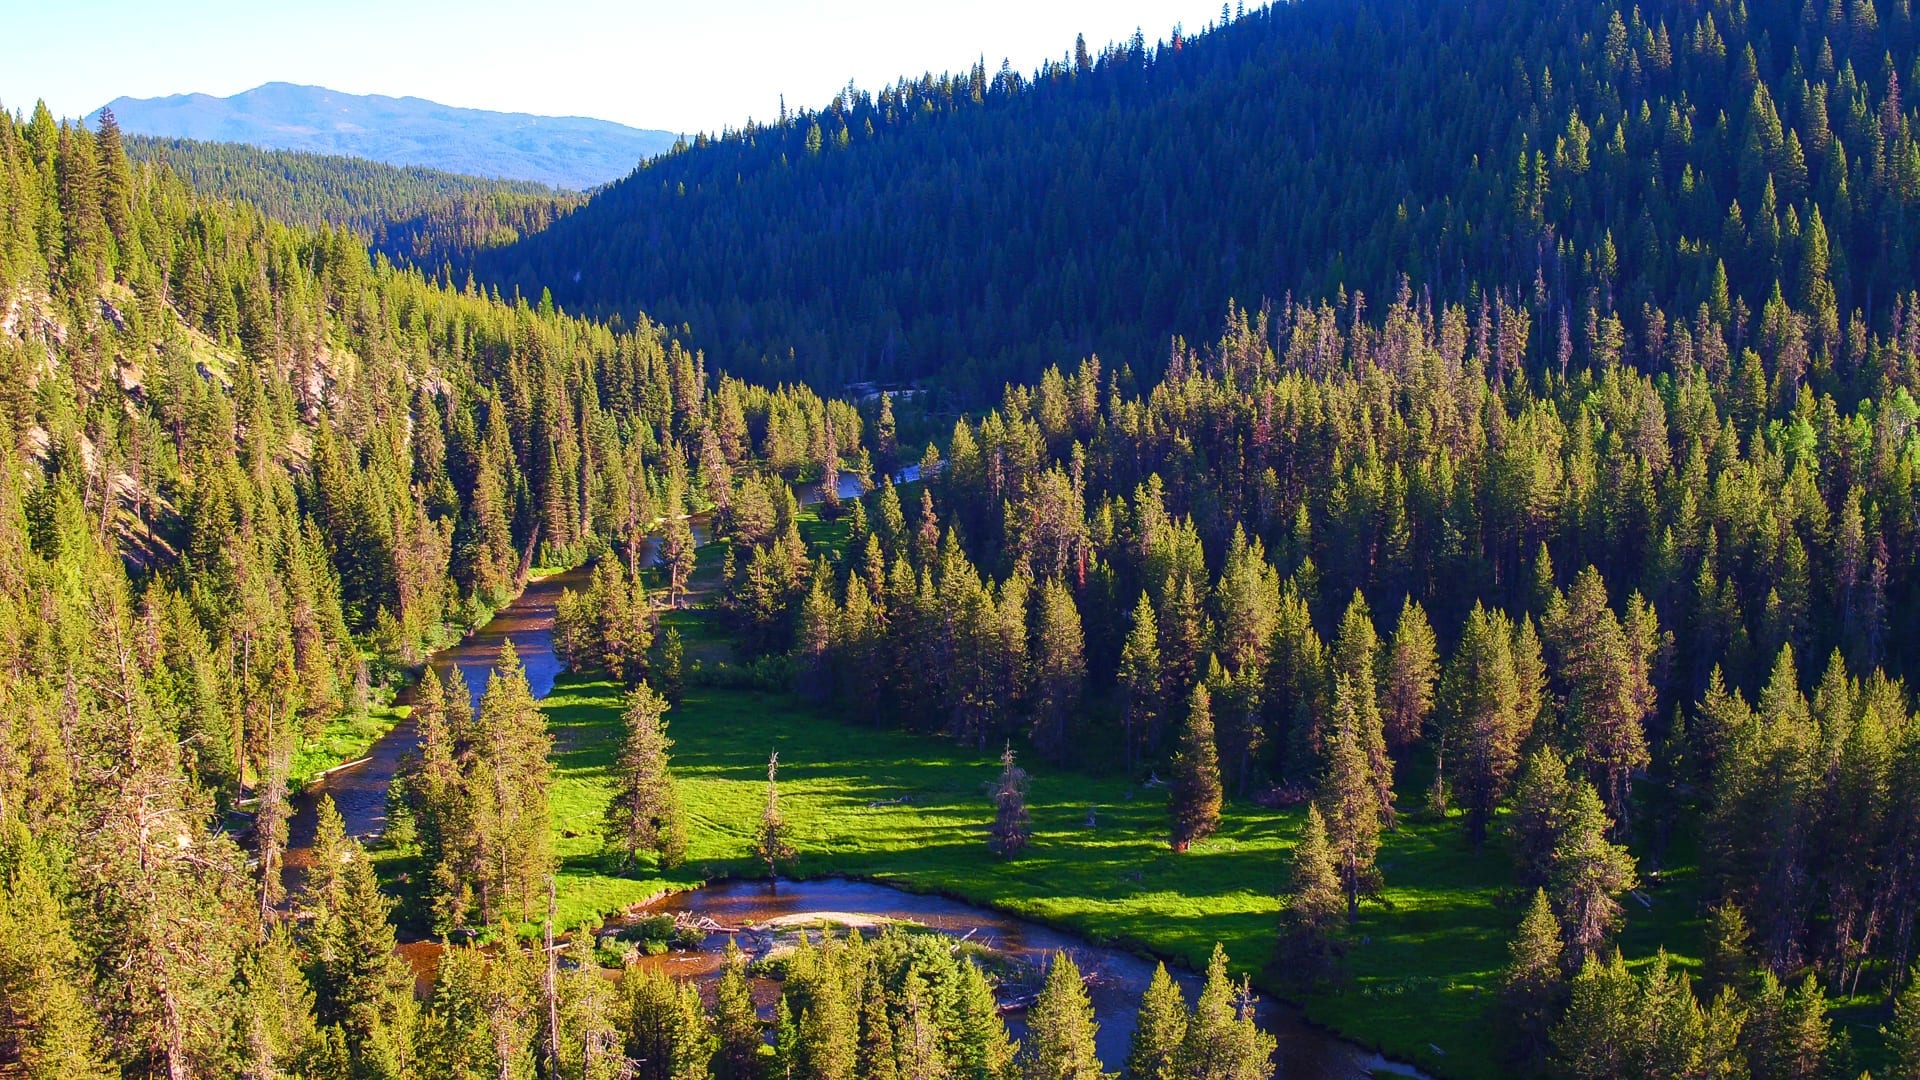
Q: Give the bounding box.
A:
[1168,685,1224,852]
[989,743,1032,858]
[1021,952,1107,1080]
[1742,971,1837,1080]
[471,641,554,922]
[1320,677,1383,922]
[1031,579,1086,763]
[856,971,898,1080]
[714,940,765,1080]
[1886,967,1920,1080]
[659,627,686,704]
[1177,945,1274,1080]
[1546,567,1655,828]
[1331,591,1393,828]
[1438,603,1529,849]
[1701,900,1753,998]
[316,837,416,1077]
[230,924,322,1080]
[1382,597,1438,750]
[1117,592,1162,771]
[1550,780,1637,970]
[754,751,798,878]
[621,965,716,1080]
[1275,804,1344,984]
[1124,963,1187,1080]
[1551,950,1636,1079]
[1501,888,1565,1069]
[952,958,1018,1080]
[604,682,688,869]
[0,831,113,1079]
[1509,745,1573,891]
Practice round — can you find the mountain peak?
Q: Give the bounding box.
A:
[93,83,676,190]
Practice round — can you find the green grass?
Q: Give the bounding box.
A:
[536,668,1531,1078]
[432,490,1897,1078]
[291,704,408,789]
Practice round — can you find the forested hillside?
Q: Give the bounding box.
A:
[124,132,585,271]
[98,82,678,189]
[14,0,1920,1076]
[483,0,1920,399]
[0,96,865,1077]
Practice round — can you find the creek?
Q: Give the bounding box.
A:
[281,466,1420,1077]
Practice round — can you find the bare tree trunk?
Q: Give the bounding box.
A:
[545,876,560,1080]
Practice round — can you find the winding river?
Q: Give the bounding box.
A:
[281,468,1421,1077]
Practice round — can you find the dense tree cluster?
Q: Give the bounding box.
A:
[485,0,1920,401]
[125,132,585,271]
[734,243,1920,1067]
[397,649,553,931]
[0,97,849,1077]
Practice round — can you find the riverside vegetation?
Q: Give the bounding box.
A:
[16,0,1920,1076]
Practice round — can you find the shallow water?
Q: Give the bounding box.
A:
[279,468,1418,1077]
[283,564,593,872]
[627,878,1424,1078]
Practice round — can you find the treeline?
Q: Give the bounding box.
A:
[123,130,584,270]
[0,97,855,1077]
[483,0,1920,399]
[687,268,1920,1067]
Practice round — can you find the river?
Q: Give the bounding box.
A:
[281,466,1419,1076]
[627,878,1423,1078]
[286,469,872,863]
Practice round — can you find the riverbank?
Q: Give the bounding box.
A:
[529,671,1520,1078]
[285,563,584,793]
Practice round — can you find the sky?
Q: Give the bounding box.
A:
[5,0,1235,134]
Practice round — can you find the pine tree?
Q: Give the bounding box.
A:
[472,641,554,922]
[794,953,857,1080]
[1178,945,1274,1080]
[1550,780,1637,969]
[796,567,837,703]
[317,837,416,1075]
[663,465,697,608]
[989,743,1032,858]
[1124,963,1187,1080]
[856,970,898,1080]
[621,964,716,1080]
[953,958,1018,1080]
[1742,971,1837,1080]
[1701,900,1753,997]
[1546,567,1654,828]
[1320,676,1383,922]
[1509,745,1573,891]
[230,924,322,1080]
[1117,592,1162,771]
[754,751,797,878]
[659,627,686,704]
[1169,685,1224,852]
[1886,967,1920,1080]
[1438,603,1529,849]
[1331,591,1393,827]
[1276,804,1344,983]
[1501,888,1565,1068]
[1551,950,1637,1079]
[714,941,765,1080]
[1031,578,1085,763]
[1022,952,1107,1080]
[1382,597,1438,750]
[605,682,688,869]
[0,831,113,1079]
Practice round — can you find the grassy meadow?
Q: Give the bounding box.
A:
[387,497,1884,1078]
[533,664,1715,1080]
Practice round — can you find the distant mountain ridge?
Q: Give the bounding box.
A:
[93,82,677,190]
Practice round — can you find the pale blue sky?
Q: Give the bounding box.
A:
[6,0,1235,134]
